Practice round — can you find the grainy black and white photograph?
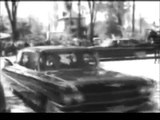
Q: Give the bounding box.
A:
[0,0,160,113]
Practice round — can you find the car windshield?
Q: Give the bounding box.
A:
[39,51,97,71]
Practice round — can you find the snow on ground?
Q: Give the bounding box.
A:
[100,59,160,82]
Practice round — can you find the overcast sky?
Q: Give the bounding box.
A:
[0,1,160,26]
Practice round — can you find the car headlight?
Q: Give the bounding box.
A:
[139,86,158,105]
[73,93,84,102]
[139,85,156,94]
[140,78,157,94]
[62,95,73,105]
[62,93,84,105]
[140,87,154,94]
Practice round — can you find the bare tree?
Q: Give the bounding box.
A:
[78,0,86,40]
[106,1,130,37]
[87,1,97,45]
[5,1,19,41]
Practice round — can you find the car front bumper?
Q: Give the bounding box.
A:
[129,100,159,113]
[58,100,158,113]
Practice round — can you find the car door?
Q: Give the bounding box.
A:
[14,52,41,91]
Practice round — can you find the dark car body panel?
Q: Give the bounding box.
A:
[2,46,157,112]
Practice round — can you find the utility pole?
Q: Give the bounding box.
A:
[69,1,72,33]
[78,0,81,39]
[132,0,135,36]
[139,14,142,33]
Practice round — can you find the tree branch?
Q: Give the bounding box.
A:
[5,1,13,22]
[93,2,97,23]
[87,1,92,14]
[12,2,18,21]
[12,2,15,20]
[15,1,19,16]
[92,1,95,11]
[93,10,97,23]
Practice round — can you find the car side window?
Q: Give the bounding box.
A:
[19,52,38,70]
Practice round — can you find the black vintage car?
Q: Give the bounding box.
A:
[2,46,157,112]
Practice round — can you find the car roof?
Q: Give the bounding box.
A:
[21,45,93,53]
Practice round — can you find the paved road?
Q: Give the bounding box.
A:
[0,56,160,112]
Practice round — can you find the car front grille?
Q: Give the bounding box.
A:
[62,82,151,112]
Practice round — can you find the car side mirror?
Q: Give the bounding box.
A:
[4,58,13,67]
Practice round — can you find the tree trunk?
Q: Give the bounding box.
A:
[11,20,18,41]
[88,1,96,46]
[117,13,122,26]
[90,16,94,46]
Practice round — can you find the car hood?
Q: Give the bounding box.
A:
[46,67,153,87]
